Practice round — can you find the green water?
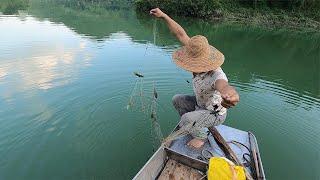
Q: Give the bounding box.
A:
[0,2,319,180]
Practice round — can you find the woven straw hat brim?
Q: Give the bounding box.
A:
[172,46,225,73]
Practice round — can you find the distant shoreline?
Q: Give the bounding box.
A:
[135,0,320,33]
[1,0,319,33]
[215,8,320,33]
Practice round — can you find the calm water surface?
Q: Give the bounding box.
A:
[0,3,319,180]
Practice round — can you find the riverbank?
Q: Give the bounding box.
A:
[2,0,319,32]
[221,4,320,32]
[135,0,320,32]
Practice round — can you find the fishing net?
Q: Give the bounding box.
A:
[149,82,164,150]
[127,72,147,113]
[127,73,164,151]
[126,20,166,151]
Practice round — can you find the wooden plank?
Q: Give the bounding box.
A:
[158,159,203,180]
[208,126,253,180]
[158,159,177,180]
[174,162,191,179]
[165,148,208,172]
[189,168,204,180]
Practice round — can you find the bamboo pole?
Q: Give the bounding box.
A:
[208,126,254,180]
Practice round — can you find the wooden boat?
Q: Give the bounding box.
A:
[133,124,266,180]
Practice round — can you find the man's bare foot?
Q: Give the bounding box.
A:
[187,138,205,149]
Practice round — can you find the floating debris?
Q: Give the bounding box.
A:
[153,86,158,99]
[186,79,190,83]
[151,112,155,119]
[133,72,144,78]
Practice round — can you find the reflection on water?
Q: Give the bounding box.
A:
[0,16,93,94]
[0,2,319,180]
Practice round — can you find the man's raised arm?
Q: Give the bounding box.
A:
[150,8,190,45]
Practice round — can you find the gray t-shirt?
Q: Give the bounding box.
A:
[192,67,228,109]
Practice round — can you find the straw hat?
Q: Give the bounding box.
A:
[172,35,224,73]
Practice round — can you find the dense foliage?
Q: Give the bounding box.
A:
[135,0,222,18]
[226,0,320,20]
[237,0,320,10]
[53,0,134,9]
[0,0,29,14]
[24,0,134,11]
[0,0,318,31]
[135,0,320,21]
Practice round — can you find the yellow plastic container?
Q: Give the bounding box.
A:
[207,157,246,180]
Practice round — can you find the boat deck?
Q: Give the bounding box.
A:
[158,159,203,180]
[169,125,252,172]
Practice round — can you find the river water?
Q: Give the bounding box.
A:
[0,2,319,180]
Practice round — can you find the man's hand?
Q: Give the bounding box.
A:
[220,85,239,108]
[215,79,239,109]
[150,8,166,18]
[149,8,189,45]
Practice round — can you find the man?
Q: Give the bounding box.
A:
[150,8,239,148]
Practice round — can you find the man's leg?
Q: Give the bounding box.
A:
[180,110,227,148]
[172,94,197,116]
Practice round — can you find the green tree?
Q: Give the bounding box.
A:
[0,0,29,14]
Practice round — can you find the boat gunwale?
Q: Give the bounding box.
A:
[248,131,266,180]
[132,146,168,180]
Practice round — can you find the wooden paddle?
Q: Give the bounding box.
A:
[208,126,254,180]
